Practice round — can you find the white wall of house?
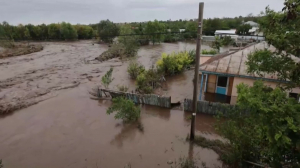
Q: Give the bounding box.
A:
[230,77,300,104]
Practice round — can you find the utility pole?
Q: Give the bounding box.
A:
[190,2,204,140]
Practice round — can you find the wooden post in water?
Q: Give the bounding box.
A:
[190,2,204,140]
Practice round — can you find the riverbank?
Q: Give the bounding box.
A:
[0,43,43,59]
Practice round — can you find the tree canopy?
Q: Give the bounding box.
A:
[60,22,78,40]
[217,81,300,167]
[217,1,300,167]
[246,0,300,87]
[98,20,119,43]
[144,20,165,45]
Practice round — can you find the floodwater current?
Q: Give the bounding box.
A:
[0,40,223,168]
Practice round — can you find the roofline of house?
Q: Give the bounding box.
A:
[199,70,289,83]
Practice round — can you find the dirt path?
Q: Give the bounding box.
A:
[0,40,222,167]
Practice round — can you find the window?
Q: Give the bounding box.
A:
[217,76,228,87]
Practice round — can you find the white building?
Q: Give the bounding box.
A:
[214,30,239,41]
[243,21,262,36]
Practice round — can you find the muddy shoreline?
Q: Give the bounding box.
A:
[0,43,43,59]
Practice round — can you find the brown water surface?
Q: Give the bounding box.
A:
[0,41,221,167]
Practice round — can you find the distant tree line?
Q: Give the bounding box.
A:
[0,21,95,41]
[1,14,260,43]
[95,14,261,45]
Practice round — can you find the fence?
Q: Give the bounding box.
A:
[96,88,171,108]
[184,99,235,115]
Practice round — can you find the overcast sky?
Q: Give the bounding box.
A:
[0,0,284,25]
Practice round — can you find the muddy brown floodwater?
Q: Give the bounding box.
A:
[0,40,222,167]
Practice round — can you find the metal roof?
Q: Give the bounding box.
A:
[215,30,236,35]
[243,21,259,27]
[199,42,300,80]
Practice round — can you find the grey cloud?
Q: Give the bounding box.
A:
[0,0,284,25]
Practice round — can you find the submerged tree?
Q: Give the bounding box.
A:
[107,97,140,123]
[101,68,114,89]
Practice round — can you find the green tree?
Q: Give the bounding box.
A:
[98,20,119,43]
[32,26,42,40]
[217,1,300,167]
[101,68,114,88]
[24,28,31,40]
[118,24,134,44]
[144,20,165,45]
[75,25,94,39]
[211,36,222,52]
[60,22,78,40]
[127,61,145,79]
[246,0,300,87]
[107,97,140,123]
[185,21,198,38]
[236,24,252,35]
[0,22,15,47]
[216,81,300,167]
[48,23,61,39]
[1,21,14,40]
[15,24,26,40]
[39,24,48,40]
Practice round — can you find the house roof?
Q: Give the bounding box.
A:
[215,30,236,35]
[243,21,259,27]
[199,42,300,80]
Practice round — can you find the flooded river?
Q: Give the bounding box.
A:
[0,41,222,167]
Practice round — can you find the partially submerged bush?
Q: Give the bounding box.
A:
[156,51,192,75]
[101,68,114,88]
[127,61,145,79]
[136,67,161,94]
[96,40,139,62]
[188,49,196,64]
[117,85,128,92]
[107,97,140,123]
[201,49,218,55]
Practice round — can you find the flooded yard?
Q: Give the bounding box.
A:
[0,40,222,167]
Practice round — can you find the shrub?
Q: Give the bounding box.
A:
[187,49,196,64]
[127,61,145,79]
[136,67,161,94]
[211,36,222,51]
[117,85,128,92]
[201,49,218,55]
[156,51,192,75]
[107,97,140,123]
[101,68,114,88]
[221,36,234,46]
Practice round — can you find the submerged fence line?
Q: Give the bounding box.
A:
[97,88,171,108]
[184,99,235,115]
[94,88,246,114]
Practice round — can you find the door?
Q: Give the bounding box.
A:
[216,76,228,95]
